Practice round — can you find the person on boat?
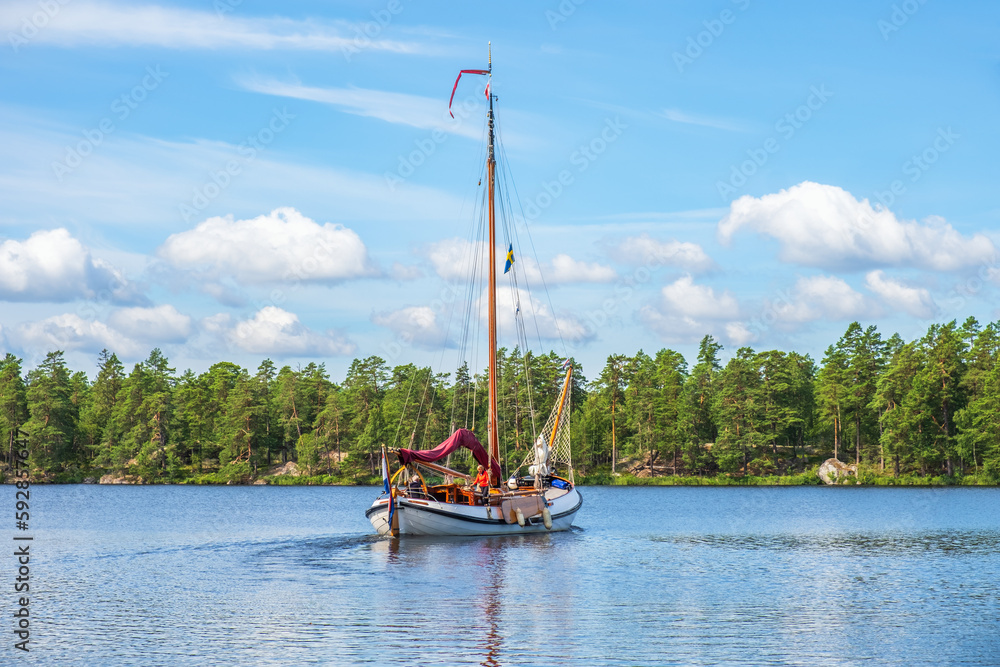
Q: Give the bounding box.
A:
[407,475,422,496]
[473,464,490,488]
[472,464,490,502]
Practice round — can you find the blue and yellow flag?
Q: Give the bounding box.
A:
[504,243,514,274]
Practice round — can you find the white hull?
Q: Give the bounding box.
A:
[366,487,582,537]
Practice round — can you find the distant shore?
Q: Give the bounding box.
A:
[10,468,997,487]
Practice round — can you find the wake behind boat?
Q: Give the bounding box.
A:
[367,46,582,537]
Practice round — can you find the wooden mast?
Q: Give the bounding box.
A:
[486,43,500,483]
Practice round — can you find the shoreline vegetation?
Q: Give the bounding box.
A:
[2,319,999,488]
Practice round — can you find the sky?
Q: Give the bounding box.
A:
[1,0,999,383]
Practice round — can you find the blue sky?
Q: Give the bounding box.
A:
[1,0,998,381]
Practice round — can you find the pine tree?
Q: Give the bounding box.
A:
[24,351,77,473]
[596,354,627,473]
[0,354,29,466]
[679,335,722,473]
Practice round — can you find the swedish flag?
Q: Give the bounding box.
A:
[504,243,514,274]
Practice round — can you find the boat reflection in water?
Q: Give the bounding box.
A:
[367,533,577,666]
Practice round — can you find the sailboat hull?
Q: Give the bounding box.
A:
[366,487,582,537]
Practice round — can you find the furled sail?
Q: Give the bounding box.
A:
[397,428,502,482]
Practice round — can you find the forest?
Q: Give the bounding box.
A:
[1,318,999,485]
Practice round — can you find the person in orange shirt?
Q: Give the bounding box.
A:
[472,464,490,502]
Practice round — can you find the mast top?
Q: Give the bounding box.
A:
[488,41,492,71]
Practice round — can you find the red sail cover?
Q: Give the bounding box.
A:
[398,428,502,482]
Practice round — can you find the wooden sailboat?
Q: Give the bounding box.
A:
[366,47,583,537]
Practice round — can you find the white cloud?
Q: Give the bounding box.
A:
[661,275,739,319]
[638,275,741,344]
[612,234,715,273]
[108,305,192,343]
[425,238,485,282]
[0,1,430,54]
[425,239,614,285]
[372,306,449,349]
[543,254,617,284]
[724,275,873,346]
[769,275,872,323]
[718,181,996,271]
[158,208,377,286]
[11,314,142,356]
[865,270,935,318]
[476,287,589,343]
[239,78,485,139]
[660,108,747,132]
[390,262,423,281]
[725,321,755,346]
[221,306,355,356]
[0,229,143,304]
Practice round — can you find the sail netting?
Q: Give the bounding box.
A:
[517,369,574,484]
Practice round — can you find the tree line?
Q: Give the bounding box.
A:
[1,318,998,483]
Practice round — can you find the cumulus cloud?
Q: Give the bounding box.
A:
[372,306,450,349]
[474,287,590,343]
[768,275,872,324]
[865,270,935,318]
[158,208,378,286]
[425,238,485,282]
[214,306,355,356]
[638,275,741,344]
[0,229,144,304]
[543,254,617,283]
[425,239,614,285]
[611,234,715,273]
[723,275,874,346]
[390,262,423,281]
[718,181,995,271]
[108,305,192,343]
[661,275,739,319]
[11,314,142,356]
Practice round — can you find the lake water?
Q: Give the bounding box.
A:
[15,485,1000,665]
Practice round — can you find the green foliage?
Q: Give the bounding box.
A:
[5,316,1000,485]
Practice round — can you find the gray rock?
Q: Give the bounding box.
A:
[818,458,858,485]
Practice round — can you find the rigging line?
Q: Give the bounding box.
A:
[494,120,549,358]
[451,155,488,431]
[433,114,490,439]
[492,108,541,444]
[411,365,431,446]
[391,361,419,449]
[419,373,438,449]
[494,113,568,358]
[500,205,539,444]
[467,179,489,434]
[493,119,542,442]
